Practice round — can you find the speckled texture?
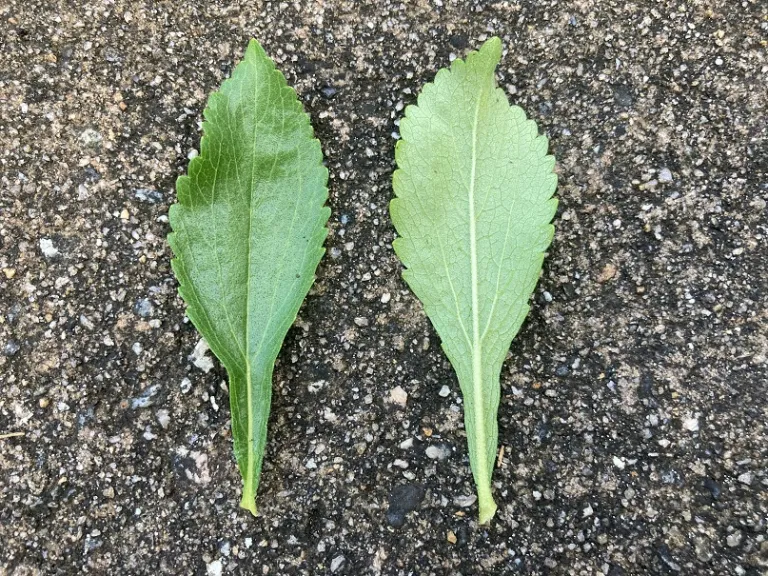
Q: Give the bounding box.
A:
[1,1,766,575]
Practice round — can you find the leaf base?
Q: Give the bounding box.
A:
[240,491,258,517]
[478,491,498,525]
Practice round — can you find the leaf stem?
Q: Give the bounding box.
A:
[243,366,256,516]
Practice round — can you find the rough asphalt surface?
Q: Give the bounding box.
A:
[1,1,766,575]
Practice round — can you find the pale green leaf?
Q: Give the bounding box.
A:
[168,40,330,515]
[390,37,557,524]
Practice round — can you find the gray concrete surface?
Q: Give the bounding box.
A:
[1,1,766,574]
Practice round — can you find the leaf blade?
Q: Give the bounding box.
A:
[168,39,330,514]
[390,37,557,524]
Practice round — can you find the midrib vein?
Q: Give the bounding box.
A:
[243,60,261,496]
[468,88,487,485]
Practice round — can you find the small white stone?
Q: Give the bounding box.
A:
[438,385,450,397]
[330,555,345,573]
[612,456,625,470]
[79,128,102,146]
[659,167,673,182]
[454,494,477,508]
[79,315,95,330]
[323,407,338,422]
[683,417,699,432]
[425,444,451,461]
[390,386,408,407]
[393,459,409,469]
[381,292,391,304]
[583,504,594,517]
[180,378,192,394]
[190,339,214,373]
[206,560,223,576]
[40,238,58,258]
[737,472,752,485]
[156,409,170,429]
[399,438,414,450]
[308,380,326,393]
[189,451,211,484]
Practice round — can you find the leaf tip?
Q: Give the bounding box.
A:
[459,36,502,78]
[245,38,265,58]
[481,36,502,58]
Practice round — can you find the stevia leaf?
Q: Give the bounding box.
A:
[168,40,330,515]
[390,37,557,524]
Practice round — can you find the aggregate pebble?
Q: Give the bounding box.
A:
[386,484,426,528]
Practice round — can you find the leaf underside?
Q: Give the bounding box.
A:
[390,37,557,524]
[168,40,330,515]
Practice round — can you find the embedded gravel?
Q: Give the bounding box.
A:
[1,1,767,575]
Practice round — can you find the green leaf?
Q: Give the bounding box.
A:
[168,40,330,515]
[390,37,557,524]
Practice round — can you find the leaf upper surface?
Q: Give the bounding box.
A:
[390,37,557,523]
[168,40,330,514]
